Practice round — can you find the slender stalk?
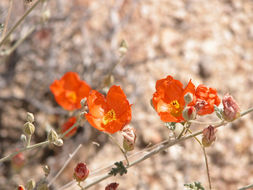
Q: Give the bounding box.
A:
[238,183,253,190]
[203,147,212,190]
[188,120,223,125]
[48,144,82,187]
[107,133,129,166]
[0,0,43,47]
[0,140,49,163]
[0,26,35,56]
[1,0,13,40]
[26,135,31,147]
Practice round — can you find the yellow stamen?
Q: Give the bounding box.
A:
[102,109,116,125]
[66,91,77,103]
[169,100,182,117]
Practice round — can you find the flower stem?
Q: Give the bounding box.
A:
[48,144,82,187]
[0,0,43,48]
[0,141,49,163]
[107,133,129,166]
[26,134,31,147]
[203,147,212,190]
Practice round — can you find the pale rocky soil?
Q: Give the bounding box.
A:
[0,0,253,189]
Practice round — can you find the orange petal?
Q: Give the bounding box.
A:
[85,114,104,132]
[62,72,82,91]
[106,85,131,117]
[87,90,107,118]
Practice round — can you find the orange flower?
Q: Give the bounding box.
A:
[61,117,78,138]
[152,75,195,122]
[195,84,220,115]
[85,85,131,134]
[50,72,91,111]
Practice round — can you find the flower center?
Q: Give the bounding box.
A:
[169,100,182,117]
[102,109,116,125]
[66,91,77,103]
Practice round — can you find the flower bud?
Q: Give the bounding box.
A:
[23,122,35,135]
[105,182,119,190]
[53,139,64,147]
[26,112,34,123]
[121,126,136,152]
[26,179,36,190]
[195,100,208,112]
[20,134,27,146]
[12,152,25,170]
[119,40,128,56]
[74,163,89,182]
[182,106,196,121]
[48,129,58,143]
[18,185,25,190]
[42,165,50,177]
[184,92,194,105]
[202,125,217,147]
[173,123,185,137]
[222,94,240,121]
[80,97,87,108]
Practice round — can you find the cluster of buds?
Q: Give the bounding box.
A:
[202,125,217,147]
[48,129,63,146]
[105,182,119,190]
[121,126,136,152]
[73,162,89,182]
[23,112,35,136]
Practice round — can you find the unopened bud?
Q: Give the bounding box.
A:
[184,92,194,105]
[26,179,36,190]
[42,165,50,177]
[202,125,217,147]
[18,185,25,190]
[173,123,185,137]
[80,97,87,107]
[23,122,35,135]
[182,106,196,121]
[105,182,119,190]
[222,94,240,121]
[48,129,58,143]
[119,40,128,55]
[195,100,208,113]
[53,139,64,146]
[12,152,25,170]
[26,112,34,123]
[74,163,89,182]
[20,134,27,145]
[121,126,136,152]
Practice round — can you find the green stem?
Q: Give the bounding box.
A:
[27,134,31,147]
[203,147,212,190]
[107,133,129,166]
[0,0,42,48]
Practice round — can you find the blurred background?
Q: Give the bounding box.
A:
[1,0,253,189]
